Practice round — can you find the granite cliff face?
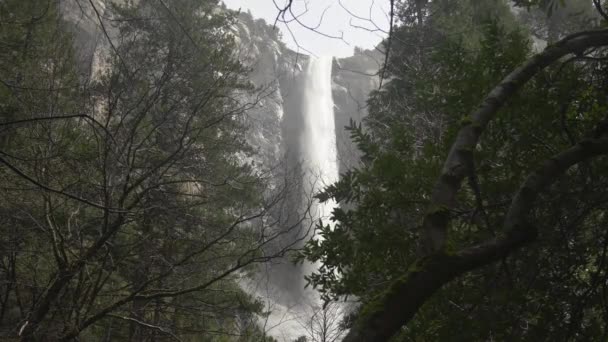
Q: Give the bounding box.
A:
[332,49,382,172]
[232,13,313,319]
[232,13,308,174]
[61,0,114,78]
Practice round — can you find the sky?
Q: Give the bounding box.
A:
[221,0,389,57]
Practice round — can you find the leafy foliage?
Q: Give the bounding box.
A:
[302,0,608,340]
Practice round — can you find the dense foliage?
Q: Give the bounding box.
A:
[0,0,290,340]
[302,0,608,340]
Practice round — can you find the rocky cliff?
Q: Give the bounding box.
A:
[332,49,382,172]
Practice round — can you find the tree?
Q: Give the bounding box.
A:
[0,0,306,340]
[301,0,608,340]
[297,302,346,342]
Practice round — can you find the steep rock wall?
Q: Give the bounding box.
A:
[333,49,382,172]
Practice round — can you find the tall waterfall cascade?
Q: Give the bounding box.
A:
[250,56,341,341]
[301,56,340,233]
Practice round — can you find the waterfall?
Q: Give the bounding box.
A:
[246,56,341,341]
[238,56,341,341]
[301,56,340,230]
[272,55,342,341]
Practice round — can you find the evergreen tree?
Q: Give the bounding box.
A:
[0,0,294,340]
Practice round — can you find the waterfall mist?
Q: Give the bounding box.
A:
[246,56,341,341]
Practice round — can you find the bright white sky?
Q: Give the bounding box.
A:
[222,0,389,57]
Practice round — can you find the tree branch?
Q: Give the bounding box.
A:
[421,28,608,253]
[344,138,608,341]
[106,314,183,342]
[378,0,394,88]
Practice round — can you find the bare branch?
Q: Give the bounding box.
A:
[107,314,183,342]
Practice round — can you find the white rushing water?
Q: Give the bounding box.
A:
[250,56,341,341]
[301,56,340,228]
